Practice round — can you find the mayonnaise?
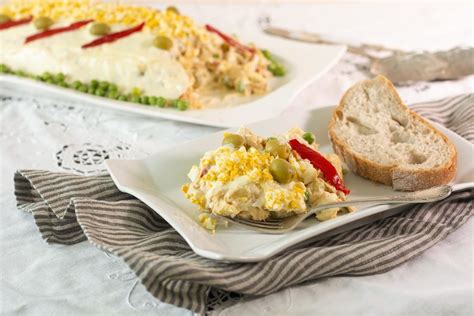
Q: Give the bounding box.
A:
[0,22,190,98]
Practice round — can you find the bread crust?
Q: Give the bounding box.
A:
[328,75,457,191]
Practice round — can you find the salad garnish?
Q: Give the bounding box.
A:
[289,139,350,194]
[25,19,93,44]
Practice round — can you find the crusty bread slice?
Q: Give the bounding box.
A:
[328,75,457,191]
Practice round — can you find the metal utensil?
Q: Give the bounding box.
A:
[370,47,474,84]
[259,15,474,84]
[258,14,403,59]
[216,185,454,234]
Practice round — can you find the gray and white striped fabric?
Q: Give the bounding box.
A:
[14,94,473,314]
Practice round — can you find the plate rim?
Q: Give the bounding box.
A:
[105,105,474,262]
[0,39,346,128]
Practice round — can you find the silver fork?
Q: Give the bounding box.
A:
[216,185,454,234]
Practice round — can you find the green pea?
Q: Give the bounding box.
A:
[108,84,118,92]
[46,78,55,84]
[140,96,150,105]
[59,82,68,88]
[149,96,158,106]
[99,81,109,90]
[118,95,128,101]
[107,91,118,99]
[153,36,173,50]
[0,14,11,24]
[0,64,9,73]
[173,99,188,111]
[262,49,286,77]
[89,22,111,36]
[269,158,293,184]
[222,133,244,148]
[90,80,99,89]
[42,72,52,80]
[262,49,273,61]
[171,99,186,109]
[87,86,96,94]
[156,96,166,108]
[35,75,44,81]
[95,89,105,97]
[34,17,54,31]
[78,85,88,93]
[268,63,285,76]
[17,70,28,77]
[72,81,82,89]
[166,6,180,15]
[56,73,65,81]
[131,95,141,103]
[302,132,315,144]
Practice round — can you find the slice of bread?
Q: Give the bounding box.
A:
[328,75,457,191]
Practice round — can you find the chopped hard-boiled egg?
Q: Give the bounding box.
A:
[0,0,200,39]
[182,127,353,228]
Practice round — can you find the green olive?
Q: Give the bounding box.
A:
[34,17,54,30]
[153,36,173,50]
[166,6,180,15]
[278,145,291,159]
[89,22,111,36]
[265,138,280,151]
[0,14,11,24]
[270,158,293,184]
[265,138,290,159]
[222,133,244,148]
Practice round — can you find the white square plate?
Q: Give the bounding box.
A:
[105,106,474,262]
[0,32,345,128]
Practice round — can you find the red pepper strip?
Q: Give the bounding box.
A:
[82,22,145,49]
[0,16,33,30]
[25,20,93,44]
[205,24,255,54]
[289,139,350,195]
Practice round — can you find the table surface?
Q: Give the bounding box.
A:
[1,2,473,315]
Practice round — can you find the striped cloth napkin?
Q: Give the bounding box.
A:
[14,94,473,314]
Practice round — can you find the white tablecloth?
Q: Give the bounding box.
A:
[1,2,472,315]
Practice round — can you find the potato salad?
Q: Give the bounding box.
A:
[0,0,286,110]
[182,128,352,227]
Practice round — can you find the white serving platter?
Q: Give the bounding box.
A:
[105,106,474,262]
[0,31,346,127]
